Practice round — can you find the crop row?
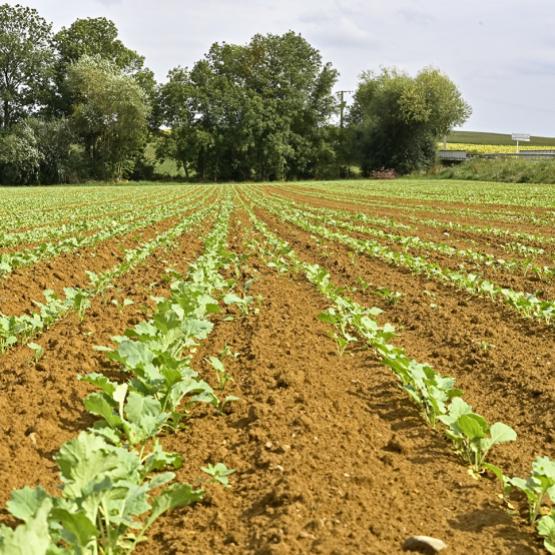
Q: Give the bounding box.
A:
[287,179,555,209]
[0,188,200,249]
[249,189,555,325]
[0,194,245,553]
[0,196,215,353]
[261,192,555,280]
[0,187,172,233]
[0,188,209,278]
[295,189,550,257]
[267,186,554,255]
[277,183,555,229]
[240,193,555,553]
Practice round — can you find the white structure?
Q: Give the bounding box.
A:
[511,133,530,153]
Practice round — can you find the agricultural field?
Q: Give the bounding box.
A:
[1,179,555,554]
[447,130,555,146]
[442,143,555,154]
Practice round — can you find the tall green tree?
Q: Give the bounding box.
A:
[52,17,155,116]
[0,3,54,128]
[67,55,150,179]
[349,67,471,174]
[157,32,338,181]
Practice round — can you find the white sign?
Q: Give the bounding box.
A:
[512,133,531,142]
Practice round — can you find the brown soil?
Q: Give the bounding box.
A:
[273,183,555,226]
[267,186,555,244]
[0,189,201,253]
[247,203,555,478]
[0,199,213,317]
[0,220,211,511]
[0,186,551,554]
[137,209,542,554]
[2,186,198,234]
[266,187,555,264]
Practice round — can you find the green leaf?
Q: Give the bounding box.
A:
[79,373,117,396]
[223,292,242,305]
[457,414,487,440]
[143,442,183,473]
[538,514,555,553]
[482,463,506,484]
[143,484,203,531]
[0,497,52,554]
[83,393,123,429]
[489,422,517,445]
[208,356,225,373]
[50,508,97,547]
[201,463,236,487]
[6,487,49,523]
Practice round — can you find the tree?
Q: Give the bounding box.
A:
[27,117,76,184]
[67,55,150,179]
[0,3,54,129]
[157,32,338,181]
[348,67,471,174]
[52,17,154,116]
[0,120,41,184]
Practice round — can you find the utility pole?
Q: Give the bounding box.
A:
[338,90,353,129]
[336,90,353,178]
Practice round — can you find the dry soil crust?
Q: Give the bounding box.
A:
[0,221,210,511]
[137,210,542,555]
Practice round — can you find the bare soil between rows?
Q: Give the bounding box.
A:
[136,208,542,554]
[0,189,551,554]
[0,219,211,512]
[273,183,555,226]
[248,203,555,476]
[268,186,555,247]
[0,197,214,317]
[265,187,555,265]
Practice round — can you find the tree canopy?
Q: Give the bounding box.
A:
[67,55,150,179]
[0,3,54,128]
[158,31,338,181]
[0,4,471,184]
[348,67,471,174]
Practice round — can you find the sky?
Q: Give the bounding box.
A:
[9,0,555,137]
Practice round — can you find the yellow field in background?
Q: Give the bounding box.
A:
[440,143,555,154]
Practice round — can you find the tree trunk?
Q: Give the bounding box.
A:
[3,99,10,129]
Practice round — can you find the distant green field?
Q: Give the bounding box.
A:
[447,130,555,146]
[144,142,185,178]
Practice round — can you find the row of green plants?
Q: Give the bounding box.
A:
[0,187,160,232]
[241,195,555,552]
[272,185,553,254]
[263,193,555,280]
[0,189,208,277]
[252,193,555,325]
[0,198,239,553]
[277,182,555,229]
[288,179,555,215]
[0,188,199,249]
[0,200,215,353]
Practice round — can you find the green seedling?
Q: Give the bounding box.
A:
[223,292,254,315]
[201,463,236,488]
[505,457,555,523]
[439,398,516,473]
[27,342,44,363]
[538,513,555,553]
[111,297,135,312]
[208,356,233,392]
[375,286,402,305]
